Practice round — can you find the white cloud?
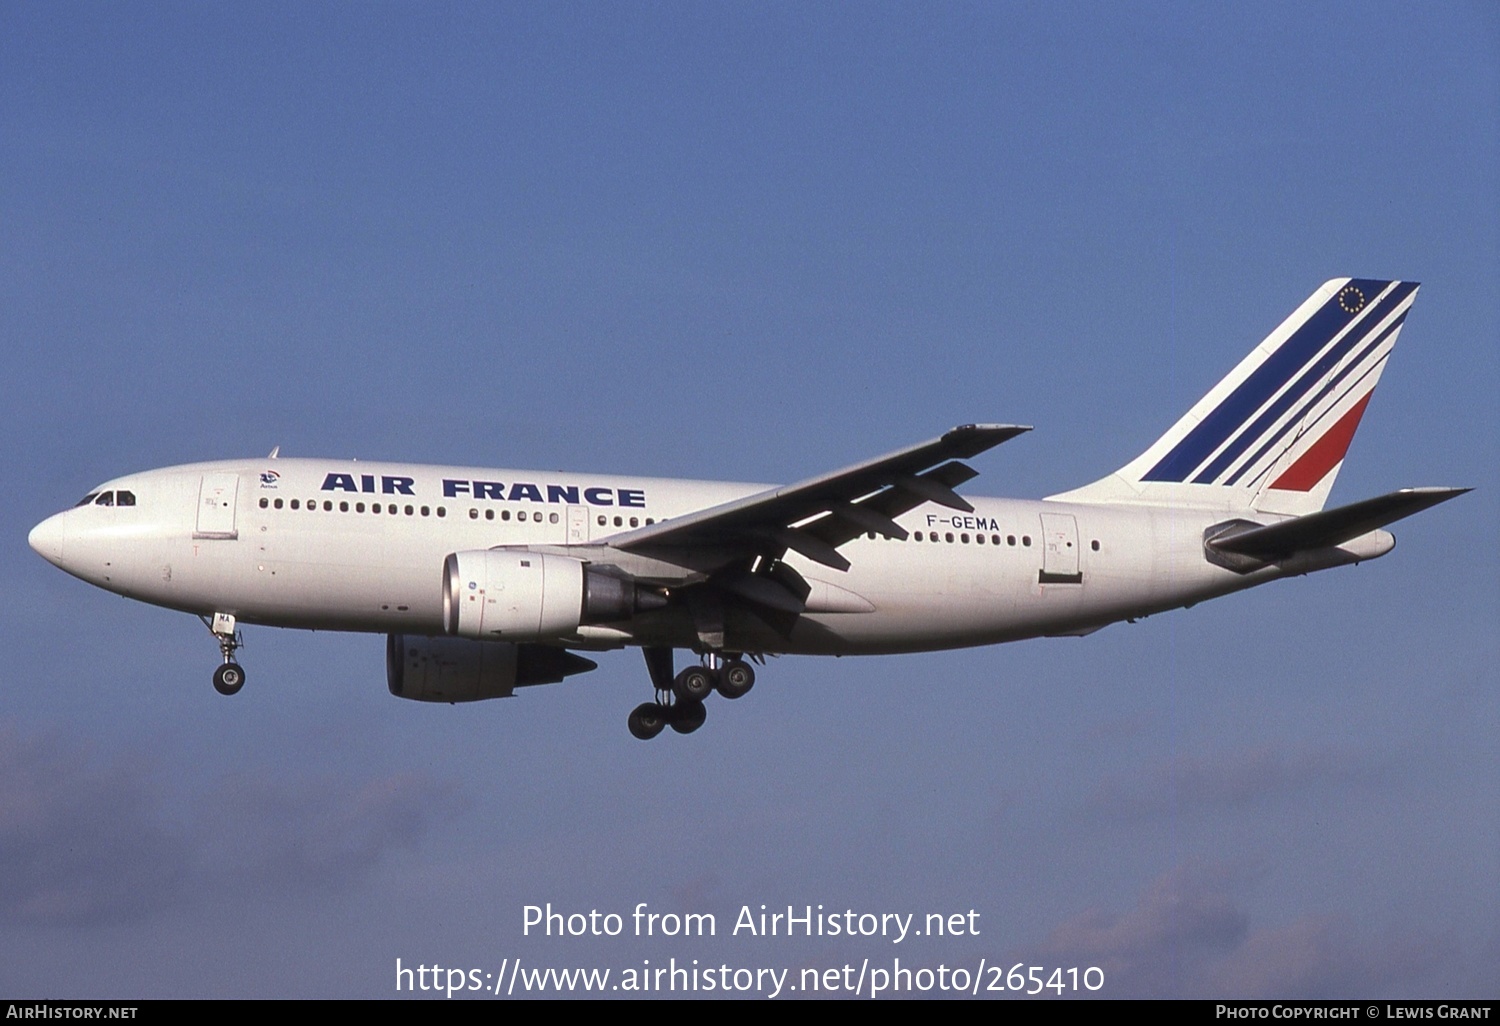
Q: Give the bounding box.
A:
[0,722,465,927]
[1090,743,1387,819]
[1016,860,1441,998]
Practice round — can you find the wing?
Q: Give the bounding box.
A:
[600,424,1029,612]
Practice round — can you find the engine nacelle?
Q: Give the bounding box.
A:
[442,549,662,640]
[386,633,597,703]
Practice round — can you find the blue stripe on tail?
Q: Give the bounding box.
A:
[1189,284,1415,484]
[1141,278,1398,483]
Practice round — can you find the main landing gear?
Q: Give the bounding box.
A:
[200,612,246,696]
[627,649,756,740]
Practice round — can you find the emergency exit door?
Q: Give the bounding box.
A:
[1037,512,1082,584]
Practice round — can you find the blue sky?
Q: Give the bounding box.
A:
[2,1,1496,998]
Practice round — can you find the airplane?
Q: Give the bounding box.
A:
[28,278,1467,739]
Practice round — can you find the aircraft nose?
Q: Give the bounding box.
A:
[28,513,67,566]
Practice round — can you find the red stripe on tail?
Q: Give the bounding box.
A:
[1269,393,1374,492]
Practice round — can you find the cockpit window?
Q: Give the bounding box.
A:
[116,490,136,506]
[75,492,100,507]
[95,492,115,507]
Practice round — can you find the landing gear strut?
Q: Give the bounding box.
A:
[200,612,246,696]
[627,648,757,739]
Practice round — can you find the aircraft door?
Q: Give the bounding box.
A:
[195,473,240,540]
[1038,512,1082,584]
[566,505,589,545]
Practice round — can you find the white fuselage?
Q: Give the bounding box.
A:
[29,456,1369,657]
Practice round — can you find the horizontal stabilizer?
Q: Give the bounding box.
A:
[1207,487,1469,561]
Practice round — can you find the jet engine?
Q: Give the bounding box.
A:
[386,633,597,703]
[442,549,663,641]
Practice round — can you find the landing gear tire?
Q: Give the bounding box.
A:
[673,666,715,703]
[628,702,668,741]
[669,700,707,734]
[213,662,245,696]
[717,660,755,699]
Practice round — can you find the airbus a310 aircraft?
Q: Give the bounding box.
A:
[30,279,1466,738]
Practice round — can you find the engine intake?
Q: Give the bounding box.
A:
[442,549,663,640]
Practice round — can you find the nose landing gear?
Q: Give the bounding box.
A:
[200,612,246,696]
[213,661,245,696]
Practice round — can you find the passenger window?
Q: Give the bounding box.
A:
[274,498,284,509]
[290,499,299,510]
[597,515,607,526]
[550,513,559,524]
[1022,536,1031,546]
[945,532,954,543]
[630,517,639,528]
[259,498,269,509]
[502,510,511,521]
[340,501,349,512]
[420,506,430,517]
[324,501,333,511]
[961,533,970,544]
[405,505,414,516]
[1007,535,1016,546]
[1091,540,1100,551]
[485,509,494,520]
[469,509,478,520]
[437,507,446,517]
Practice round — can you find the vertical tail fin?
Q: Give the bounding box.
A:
[1050,279,1420,515]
